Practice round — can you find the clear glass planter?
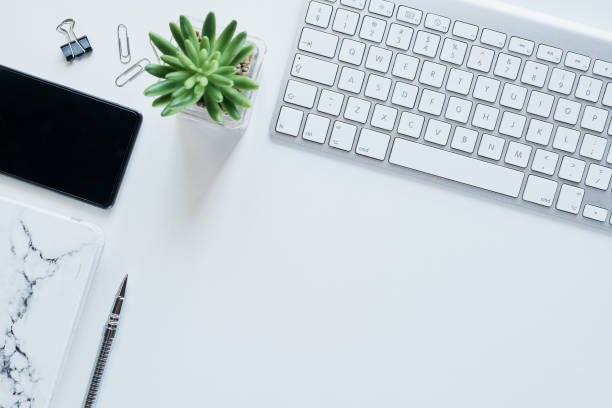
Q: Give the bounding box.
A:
[177,17,266,135]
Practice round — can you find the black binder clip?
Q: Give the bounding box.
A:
[56,19,92,61]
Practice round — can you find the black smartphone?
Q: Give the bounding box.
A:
[0,65,142,209]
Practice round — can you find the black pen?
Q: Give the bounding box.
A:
[83,275,128,408]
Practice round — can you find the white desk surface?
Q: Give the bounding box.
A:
[2,0,612,406]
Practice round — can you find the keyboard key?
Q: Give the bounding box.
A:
[523,175,557,207]
[494,53,522,80]
[391,81,419,108]
[453,21,478,41]
[554,98,581,125]
[338,67,365,93]
[467,46,495,73]
[419,61,447,88]
[306,1,333,28]
[446,68,473,95]
[340,0,366,9]
[481,29,506,48]
[276,106,304,136]
[509,37,534,56]
[556,185,584,214]
[478,134,505,160]
[392,54,419,80]
[580,134,607,161]
[424,13,451,33]
[531,149,559,176]
[284,80,318,108]
[356,128,390,160]
[371,104,398,130]
[339,39,366,65]
[585,164,612,190]
[505,142,532,168]
[565,52,591,71]
[451,127,479,153]
[369,0,395,17]
[344,97,371,123]
[472,104,499,131]
[418,89,446,116]
[440,38,468,65]
[292,54,338,86]
[360,16,387,42]
[581,106,608,133]
[526,91,554,118]
[303,114,331,143]
[558,156,586,183]
[365,46,393,72]
[500,83,527,110]
[424,119,452,145]
[298,28,339,58]
[390,139,525,198]
[445,97,473,124]
[473,76,500,103]
[553,127,580,153]
[333,9,360,35]
[548,68,575,95]
[499,112,526,138]
[329,121,357,151]
[526,119,553,145]
[521,61,548,87]
[593,60,612,79]
[575,76,603,102]
[605,84,612,107]
[386,23,413,51]
[397,6,422,25]
[318,89,345,116]
[365,74,392,100]
[537,44,562,64]
[584,205,608,222]
[413,31,441,58]
[397,112,425,138]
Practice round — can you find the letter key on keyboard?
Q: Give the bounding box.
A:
[272,0,612,232]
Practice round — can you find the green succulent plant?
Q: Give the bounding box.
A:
[144,13,259,122]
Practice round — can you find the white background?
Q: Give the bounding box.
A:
[2,0,612,407]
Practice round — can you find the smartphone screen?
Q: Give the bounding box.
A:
[0,65,142,208]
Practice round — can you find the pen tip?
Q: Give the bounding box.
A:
[118,275,128,297]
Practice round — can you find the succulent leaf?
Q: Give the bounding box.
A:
[152,94,173,107]
[161,55,187,70]
[220,31,246,66]
[165,71,193,82]
[231,75,259,91]
[169,23,187,54]
[215,20,237,52]
[207,85,224,103]
[200,36,210,51]
[204,89,223,123]
[184,40,199,64]
[202,13,216,49]
[221,87,251,108]
[177,53,196,70]
[144,79,183,97]
[149,33,178,57]
[179,15,199,50]
[145,64,174,78]
[221,100,241,121]
[209,74,233,88]
[184,74,200,89]
[215,66,237,76]
[229,45,254,67]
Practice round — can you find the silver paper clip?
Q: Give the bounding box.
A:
[115,58,151,87]
[56,18,92,61]
[117,24,131,64]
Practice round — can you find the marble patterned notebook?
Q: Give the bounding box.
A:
[0,197,104,408]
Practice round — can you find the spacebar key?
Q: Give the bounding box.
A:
[389,139,525,197]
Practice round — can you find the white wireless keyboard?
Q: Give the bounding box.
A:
[271,0,612,232]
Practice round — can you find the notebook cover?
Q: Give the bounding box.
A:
[0,197,104,408]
